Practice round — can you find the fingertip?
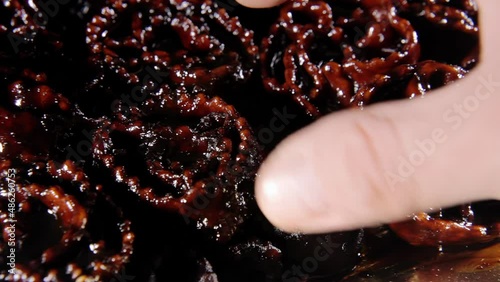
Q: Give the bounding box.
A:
[254,143,306,233]
[236,0,287,8]
[254,116,386,234]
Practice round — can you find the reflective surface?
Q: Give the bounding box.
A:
[343,243,500,282]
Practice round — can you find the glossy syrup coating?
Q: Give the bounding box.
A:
[0,159,134,281]
[91,91,262,241]
[394,0,479,34]
[393,0,480,69]
[0,4,135,276]
[0,0,498,281]
[2,0,265,278]
[86,0,258,92]
[6,69,71,112]
[390,205,500,247]
[0,0,64,61]
[261,0,478,116]
[0,0,41,58]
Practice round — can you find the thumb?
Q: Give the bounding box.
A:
[236,0,287,8]
[255,2,500,234]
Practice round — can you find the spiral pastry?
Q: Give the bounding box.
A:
[91,92,262,241]
[394,0,480,69]
[0,75,133,280]
[352,60,468,103]
[395,0,478,34]
[86,0,258,93]
[0,162,134,281]
[261,0,478,116]
[0,0,494,280]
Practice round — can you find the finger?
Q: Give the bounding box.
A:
[255,0,500,234]
[236,0,287,8]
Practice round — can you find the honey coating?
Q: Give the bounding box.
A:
[0,0,498,281]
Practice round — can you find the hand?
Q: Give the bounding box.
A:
[237,0,500,233]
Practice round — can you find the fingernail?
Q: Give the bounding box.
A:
[255,146,330,233]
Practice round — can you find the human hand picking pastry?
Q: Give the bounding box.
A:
[237,0,500,234]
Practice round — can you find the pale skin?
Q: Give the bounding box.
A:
[237,0,500,233]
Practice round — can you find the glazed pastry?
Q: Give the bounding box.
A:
[0,0,497,281]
